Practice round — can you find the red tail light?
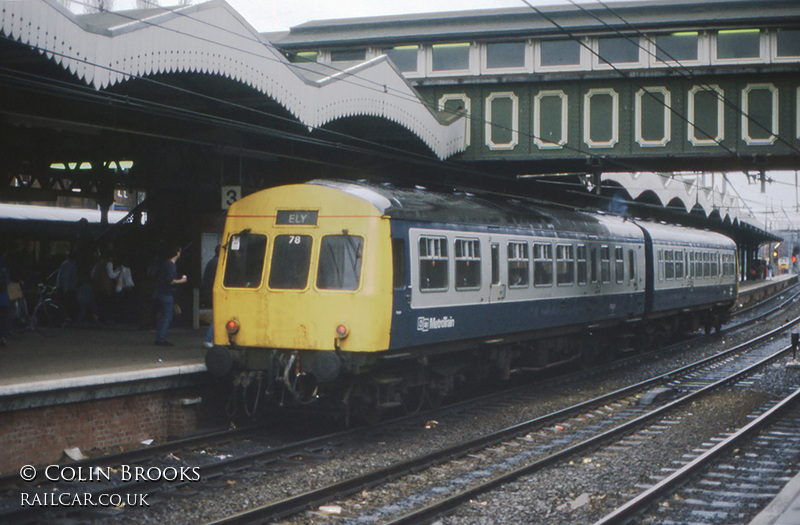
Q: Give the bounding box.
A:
[226,319,240,334]
[335,324,349,339]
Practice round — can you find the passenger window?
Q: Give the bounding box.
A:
[455,238,481,290]
[628,249,636,282]
[703,252,711,277]
[577,245,588,285]
[711,253,719,276]
[590,247,598,283]
[674,250,683,279]
[223,232,267,288]
[556,244,574,286]
[392,238,405,290]
[614,246,624,284]
[508,241,529,288]
[317,234,363,290]
[491,243,500,285]
[694,251,702,278]
[665,250,674,280]
[419,236,448,291]
[533,243,553,287]
[268,235,312,289]
[600,246,611,284]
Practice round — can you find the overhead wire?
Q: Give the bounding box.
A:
[581,0,800,159]
[7,0,796,226]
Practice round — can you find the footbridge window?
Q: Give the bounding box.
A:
[742,83,779,145]
[715,29,762,62]
[584,88,619,148]
[534,90,568,149]
[688,85,725,146]
[485,92,519,150]
[655,32,699,63]
[635,87,671,147]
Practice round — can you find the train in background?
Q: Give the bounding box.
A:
[205,180,738,420]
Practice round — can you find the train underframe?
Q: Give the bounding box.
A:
[206,304,732,424]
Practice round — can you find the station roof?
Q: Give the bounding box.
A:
[273,0,800,48]
[0,0,466,160]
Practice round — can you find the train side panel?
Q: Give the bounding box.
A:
[641,222,738,316]
[388,217,648,350]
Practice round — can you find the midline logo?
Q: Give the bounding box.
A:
[417,316,455,332]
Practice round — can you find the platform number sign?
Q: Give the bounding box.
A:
[221,186,241,210]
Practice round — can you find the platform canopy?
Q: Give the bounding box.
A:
[0,0,466,160]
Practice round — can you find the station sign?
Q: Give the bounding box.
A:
[221,186,241,210]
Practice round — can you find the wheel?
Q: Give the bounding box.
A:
[32,300,65,336]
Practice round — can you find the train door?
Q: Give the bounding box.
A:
[489,241,506,302]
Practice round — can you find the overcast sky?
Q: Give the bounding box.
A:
[102,0,800,231]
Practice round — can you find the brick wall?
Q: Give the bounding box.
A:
[0,391,206,472]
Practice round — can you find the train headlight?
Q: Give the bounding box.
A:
[226,319,240,335]
[335,324,349,339]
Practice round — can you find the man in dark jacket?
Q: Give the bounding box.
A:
[154,245,187,346]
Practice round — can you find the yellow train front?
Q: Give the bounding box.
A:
[206,181,395,416]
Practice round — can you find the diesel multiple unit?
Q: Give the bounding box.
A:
[206,180,738,419]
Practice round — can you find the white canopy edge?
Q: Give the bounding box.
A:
[603,172,754,226]
[0,0,466,159]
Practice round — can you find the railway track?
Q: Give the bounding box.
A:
[1,286,795,524]
[596,386,800,524]
[196,313,800,524]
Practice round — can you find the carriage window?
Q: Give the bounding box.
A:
[419,236,448,291]
[534,243,553,287]
[590,247,598,283]
[491,243,500,285]
[664,250,674,280]
[508,241,529,288]
[317,235,363,290]
[556,244,574,286]
[628,249,636,282]
[455,238,481,290]
[703,252,711,277]
[711,252,719,277]
[392,238,405,289]
[674,250,684,279]
[614,246,625,284]
[577,245,588,285]
[269,235,312,289]
[694,252,702,279]
[600,246,611,284]
[223,232,267,288]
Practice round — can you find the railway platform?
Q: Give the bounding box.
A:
[0,324,213,472]
[0,324,208,408]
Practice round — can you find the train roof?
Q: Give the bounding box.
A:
[635,220,737,249]
[308,179,639,237]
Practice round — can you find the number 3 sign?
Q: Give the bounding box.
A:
[221,186,241,209]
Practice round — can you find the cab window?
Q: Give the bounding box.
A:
[223,232,267,288]
[317,234,363,290]
[269,235,312,289]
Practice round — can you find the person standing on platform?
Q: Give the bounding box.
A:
[202,245,219,349]
[154,245,187,347]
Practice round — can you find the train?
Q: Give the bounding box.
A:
[205,179,738,420]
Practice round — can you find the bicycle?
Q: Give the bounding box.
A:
[28,284,67,337]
